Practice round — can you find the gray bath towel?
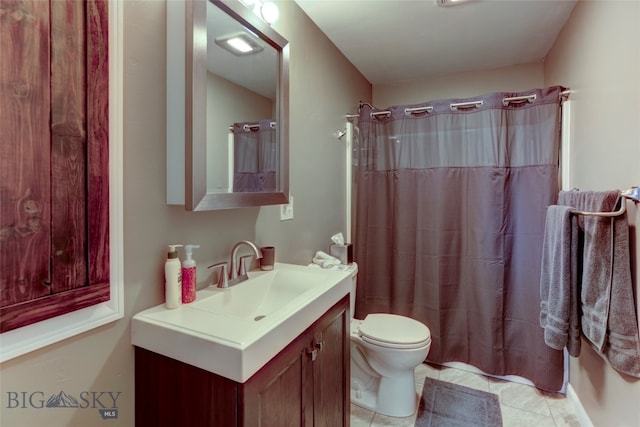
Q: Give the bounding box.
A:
[540,205,581,356]
[558,190,640,378]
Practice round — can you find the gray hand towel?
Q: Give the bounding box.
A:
[540,205,581,356]
[558,190,640,378]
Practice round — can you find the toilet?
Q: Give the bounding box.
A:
[348,264,431,418]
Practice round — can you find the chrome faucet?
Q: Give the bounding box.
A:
[208,240,263,288]
[230,240,262,280]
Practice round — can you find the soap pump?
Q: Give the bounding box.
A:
[181,244,200,303]
[165,244,183,309]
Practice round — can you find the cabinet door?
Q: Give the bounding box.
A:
[311,297,349,427]
[240,330,310,427]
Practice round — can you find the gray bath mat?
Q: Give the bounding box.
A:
[415,377,503,427]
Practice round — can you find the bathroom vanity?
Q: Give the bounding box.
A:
[132,264,352,426]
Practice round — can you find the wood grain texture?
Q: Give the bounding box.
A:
[240,330,307,426]
[86,0,109,285]
[0,281,109,333]
[50,0,87,292]
[0,0,53,306]
[135,347,238,427]
[312,306,348,427]
[0,0,110,333]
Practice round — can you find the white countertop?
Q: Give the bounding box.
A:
[131,263,355,383]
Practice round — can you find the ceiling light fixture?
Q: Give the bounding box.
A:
[215,32,264,56]
[238,0,280,24]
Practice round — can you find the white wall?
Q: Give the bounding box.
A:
[545,1,640,426]
[0,1,370,426]
[373,62,544,107]
[256,1,372,260]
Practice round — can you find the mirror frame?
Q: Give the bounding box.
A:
[185,0,289,210]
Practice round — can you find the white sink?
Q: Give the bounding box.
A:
[191,267,322,321]
[131,262,355,383]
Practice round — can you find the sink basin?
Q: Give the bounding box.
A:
[191,268,321,321]
[131,262,355,383]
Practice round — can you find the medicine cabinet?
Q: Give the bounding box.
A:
[167,0,289,210]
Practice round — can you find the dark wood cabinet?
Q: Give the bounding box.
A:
[310,300,349,427]
[135,296,350,427]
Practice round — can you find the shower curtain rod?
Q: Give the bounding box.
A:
[570,187,639,217]
[227,121,276,131]
[344,90,572,119]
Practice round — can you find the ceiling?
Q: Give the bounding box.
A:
[293,0,578,85]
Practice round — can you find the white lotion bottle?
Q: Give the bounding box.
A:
[165,244,183,309]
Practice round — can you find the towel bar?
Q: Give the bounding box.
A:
[570,187,639,217]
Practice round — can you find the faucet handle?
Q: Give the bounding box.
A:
[238,255,253,276]
[208,262,229,288]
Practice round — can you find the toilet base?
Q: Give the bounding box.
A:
[350,383,377,413]
[351,371,419,418]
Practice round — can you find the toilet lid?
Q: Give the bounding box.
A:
[358,314,431,349]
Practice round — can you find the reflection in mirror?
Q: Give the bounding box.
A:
[206,1,278,194]
[167,0,289,210]
[232,120,277,192]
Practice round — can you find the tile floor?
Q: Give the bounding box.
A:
[350,363,582,427]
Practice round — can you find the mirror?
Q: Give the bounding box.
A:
[167,0,289,210]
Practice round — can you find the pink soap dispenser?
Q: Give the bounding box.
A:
[181,244,200,303]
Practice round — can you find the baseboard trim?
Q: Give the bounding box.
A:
[567,384,594,427]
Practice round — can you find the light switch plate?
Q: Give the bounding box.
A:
[280,195,294,221]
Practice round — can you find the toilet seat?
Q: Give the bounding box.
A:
[356,314,431,349]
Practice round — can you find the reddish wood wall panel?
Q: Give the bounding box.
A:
[87,0,110,285]
[0,0,110,333]
[0,281,109,333]
[51,0,88,292]
[0,0,53,306]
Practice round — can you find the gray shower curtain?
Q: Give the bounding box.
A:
[232,119,277,192]
[354,86,566,391]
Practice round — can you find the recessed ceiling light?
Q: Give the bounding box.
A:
[215,32,264,56]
